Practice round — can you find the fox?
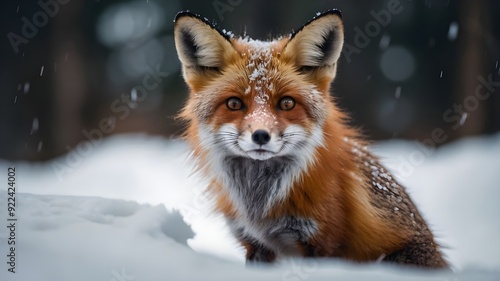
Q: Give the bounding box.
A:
[173,10,448,268]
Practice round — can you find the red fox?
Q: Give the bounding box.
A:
[173,10,448,268]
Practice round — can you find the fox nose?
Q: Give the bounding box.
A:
[252,130,271,145]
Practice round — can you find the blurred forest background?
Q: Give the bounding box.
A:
[1,0,499,161]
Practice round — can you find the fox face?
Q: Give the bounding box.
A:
[174,11,344,168]
[196,41,327,163]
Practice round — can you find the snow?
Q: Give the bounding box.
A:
[379,34,391,50]
[447,22,459,41]
[244,39,275,93]
[23,82,30,94]
[254,94,268,105]
[222,28,234,38]
[395,86,401,99]
[30,118,39,135]
[372,134,500,270]
[243,39,277,124]
[459,112,468,126]
[1,133,500,280]
[130,88,137,103]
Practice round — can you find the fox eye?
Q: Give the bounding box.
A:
[226,97,244,110]
[279,97,295,111]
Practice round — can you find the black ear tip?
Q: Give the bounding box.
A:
[174,10,196,23]
[290,9,343,40]
[315,9,343,20]
[173,10,232,41]
[174,10,214,25]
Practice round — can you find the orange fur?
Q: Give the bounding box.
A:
[174,10,447,268]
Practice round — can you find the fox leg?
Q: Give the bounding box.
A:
[243,239,277,263]
[231,225,276,263]
[383,237,448,268]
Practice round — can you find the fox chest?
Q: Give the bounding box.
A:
[220,157,318,256]
[227,216,318,257]
[221,156,300,219]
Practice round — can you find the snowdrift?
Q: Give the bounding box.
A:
[1,133,499,280]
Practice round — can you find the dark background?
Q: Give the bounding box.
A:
[1,0,499,161]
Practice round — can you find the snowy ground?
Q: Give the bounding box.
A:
[0,133,499,280]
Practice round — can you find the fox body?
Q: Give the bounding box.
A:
[173,10,447,268]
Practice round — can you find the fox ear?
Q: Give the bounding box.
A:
[174,12,237,89]
[282,10,344,80]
